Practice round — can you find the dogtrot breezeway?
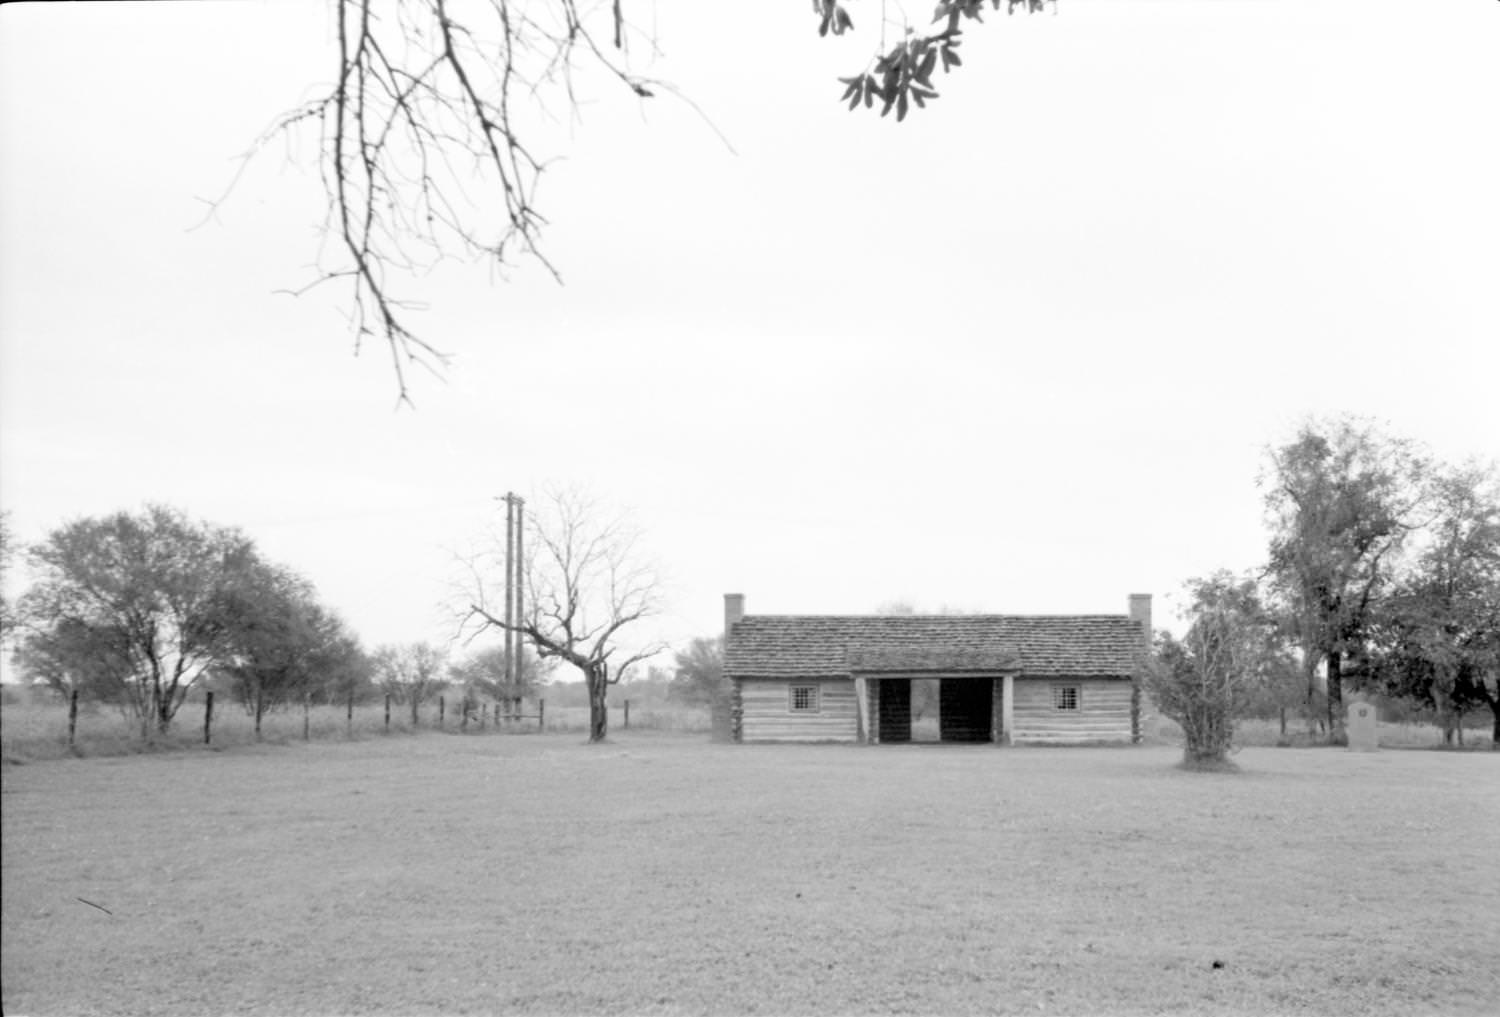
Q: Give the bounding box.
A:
[863,675,1010,745]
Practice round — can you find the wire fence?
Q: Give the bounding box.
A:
[1,687,713,762]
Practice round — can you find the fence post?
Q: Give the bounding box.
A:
[303,695,311,741]
[203,691,213,746]
[385,694,391,733]
[68,689,80,748]
[538,699,545,732]
[624,699,630,730]
[439,696,445,729]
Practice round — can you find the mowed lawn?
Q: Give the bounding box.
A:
[2,734,1497,1016]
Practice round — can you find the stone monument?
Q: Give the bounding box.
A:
[1346,700,1378,752]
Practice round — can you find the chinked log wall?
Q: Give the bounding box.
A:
[1011,678,1132,744]
[739,679,857,742]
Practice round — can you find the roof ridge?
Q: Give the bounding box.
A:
[738,613,1134,620]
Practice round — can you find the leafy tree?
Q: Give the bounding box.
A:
[448,643,551,705]
[465,488,663,743]
[0,510,16,641]
[1144,573,1281,767]
[16,506,268,737]
[669,635,732,739]
[668,636,723,708]
[1365,463,1500,746]
[15,616,136,706]
[372,642,448,724]
[1262,417,1428,740]
[246,1,1054,396]
[220,566,368,739]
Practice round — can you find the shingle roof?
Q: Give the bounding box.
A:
[725,614,1144,679]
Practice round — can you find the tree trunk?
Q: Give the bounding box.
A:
[155,687,174,736]
[1303,652,1320,737]
[254,687,265,742]
[146,678,162,741]
[1490,701,1499,749]
[1326,651,1345,743]
[587,666,608,743]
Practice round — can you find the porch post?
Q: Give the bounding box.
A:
[1002,673,1015,746]
[854,675,869,744]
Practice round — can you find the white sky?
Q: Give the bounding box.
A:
[2,0,1497,671]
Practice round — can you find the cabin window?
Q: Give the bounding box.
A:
[1052,685,1080,711]
[789,684,820,713]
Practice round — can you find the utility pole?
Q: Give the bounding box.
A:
[503,493,514,694]
[499,492,526,691]
[514,494,524,691]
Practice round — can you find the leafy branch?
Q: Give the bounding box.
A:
[821,0,1056,122]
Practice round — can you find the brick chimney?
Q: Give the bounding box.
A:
[724,593,745,644]
[1128,593,1152,650]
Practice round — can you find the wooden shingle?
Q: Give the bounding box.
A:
[725,614,1143,679]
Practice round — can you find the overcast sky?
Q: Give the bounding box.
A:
[2,0,1496,674]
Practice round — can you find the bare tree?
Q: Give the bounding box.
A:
[232,0,664,401]
[234,2,1051,398]
[464,489,663,742]
[372,642,448,724]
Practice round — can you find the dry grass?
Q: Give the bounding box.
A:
[1138,712,1495,752]
[3,733,1497,1015]
[0,692,709,763]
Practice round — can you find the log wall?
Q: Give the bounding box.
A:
[739,679,858,743]
[1011,677,1133,744]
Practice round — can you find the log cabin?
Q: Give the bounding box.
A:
[723,593,1151,745]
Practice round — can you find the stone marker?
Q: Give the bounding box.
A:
[1347,700,1378,752]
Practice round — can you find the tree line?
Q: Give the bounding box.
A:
[4,420,1492,757]
[0,507,550,741]
[1,489,677,745]
[1150,417,1499,763]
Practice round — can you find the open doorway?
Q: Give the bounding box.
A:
[939,679,993,742]
[876,679,911,743]
[872,677,995,743]
[911,678,940,742]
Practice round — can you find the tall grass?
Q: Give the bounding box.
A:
[1140,710,1494,751]
[0,687,712,763]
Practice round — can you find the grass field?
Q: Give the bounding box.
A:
[3,733,1498,1016]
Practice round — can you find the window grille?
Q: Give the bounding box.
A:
[789,685,820,712]
[1052,685,1080,711]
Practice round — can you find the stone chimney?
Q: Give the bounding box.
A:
[724,593,745,644]
[1128,593,1152,650]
